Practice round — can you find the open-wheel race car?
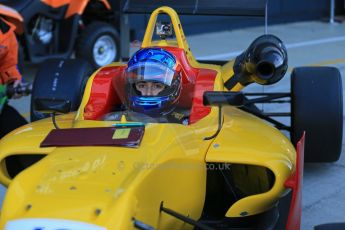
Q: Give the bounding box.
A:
[0,5,343,230]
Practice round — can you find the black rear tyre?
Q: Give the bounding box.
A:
[291,67,343,162]
[31,58,93,121]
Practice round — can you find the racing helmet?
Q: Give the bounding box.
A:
[125,47,182,116]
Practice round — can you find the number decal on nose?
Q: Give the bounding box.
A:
[5,218,106,230]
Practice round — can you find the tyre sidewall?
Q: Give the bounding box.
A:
[291,67,343,162]
[77,22,120,68]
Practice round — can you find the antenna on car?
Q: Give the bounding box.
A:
[265,0,268,34]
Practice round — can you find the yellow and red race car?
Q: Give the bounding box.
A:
[0,6,343,230]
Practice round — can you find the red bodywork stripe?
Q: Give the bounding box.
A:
[84,66,125,120]
[188,69,216,124]
[149,46,217,124]
[284,132,305,230]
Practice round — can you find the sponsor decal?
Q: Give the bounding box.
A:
[5,218,106,230]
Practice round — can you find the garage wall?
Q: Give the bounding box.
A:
[128,0,344,40]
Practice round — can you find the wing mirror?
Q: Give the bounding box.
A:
[34,98,71,129]
[34,98,71,114]
[203,91,245,107]
[202,91,245,140]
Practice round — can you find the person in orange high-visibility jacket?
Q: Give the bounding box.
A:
[0,16,27,138]
[0,17,21,83]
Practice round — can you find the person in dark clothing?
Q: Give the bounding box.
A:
[0,103,27,138]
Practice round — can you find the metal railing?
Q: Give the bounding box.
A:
[330,0,335,23]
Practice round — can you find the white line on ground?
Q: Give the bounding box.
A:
[197,36,345,60]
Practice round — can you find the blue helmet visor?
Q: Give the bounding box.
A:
[126,62,176,86]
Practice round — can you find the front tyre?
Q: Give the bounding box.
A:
[76,21,120,68]
[291,67,343,162]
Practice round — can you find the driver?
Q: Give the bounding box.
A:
[106,48,189,124]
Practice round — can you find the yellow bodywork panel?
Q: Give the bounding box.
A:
[206,106,295,217]
[0,108,220,229]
